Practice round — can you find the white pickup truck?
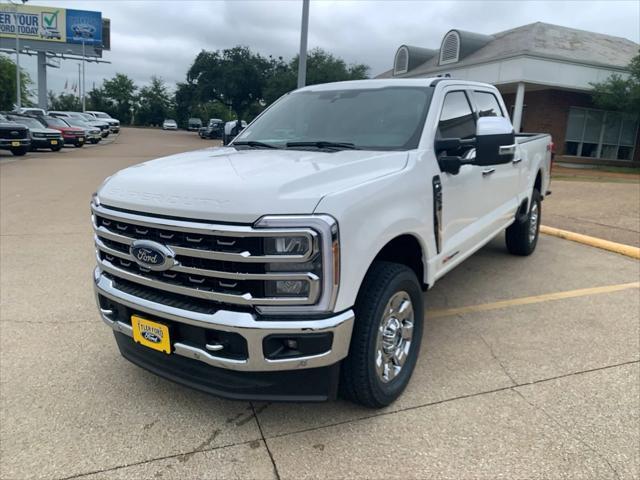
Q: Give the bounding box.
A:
[92,79,551,407]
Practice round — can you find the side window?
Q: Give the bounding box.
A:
[473,91,504,117]
[437,91,476,139]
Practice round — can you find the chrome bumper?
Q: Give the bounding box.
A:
[93,268,354,372]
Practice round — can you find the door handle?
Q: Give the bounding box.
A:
[512,157,523,164]
[482,168,495,176]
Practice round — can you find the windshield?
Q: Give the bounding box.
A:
[7,116,42,129]
[44,117,70,128]
[235,86,433,150]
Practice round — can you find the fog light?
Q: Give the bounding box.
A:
[284,339,298,349]
[266,280,310,297]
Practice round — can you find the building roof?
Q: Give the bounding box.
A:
[378,22,639,78]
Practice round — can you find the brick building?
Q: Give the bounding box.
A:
[376,22,639,166]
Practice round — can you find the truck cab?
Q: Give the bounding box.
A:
[92,79,551,407]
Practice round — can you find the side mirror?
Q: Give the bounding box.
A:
[434,138,461,154]
[438,156,462,175]
[475,117,515,166]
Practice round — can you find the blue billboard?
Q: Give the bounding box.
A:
[65,8,102,46]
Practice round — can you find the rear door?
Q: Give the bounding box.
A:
[469,89,522,230]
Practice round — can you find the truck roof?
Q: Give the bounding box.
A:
[296,78,498,92]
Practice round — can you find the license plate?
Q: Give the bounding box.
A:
[131,315,171,354]
[78,137,84,142]
[50,140,58,145]
[11,141,20,147]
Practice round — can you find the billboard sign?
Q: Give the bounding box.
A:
[66,9,102,46]
[0,4,102,47]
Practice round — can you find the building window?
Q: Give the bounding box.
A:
[394,46,409,75]
[565,107,638,161]
[439,31,460,65]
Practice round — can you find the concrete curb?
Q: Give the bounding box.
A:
[540,225,640,260]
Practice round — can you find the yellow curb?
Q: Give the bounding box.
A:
[540,225,640,260]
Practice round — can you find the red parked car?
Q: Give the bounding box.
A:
[39,116,86,147]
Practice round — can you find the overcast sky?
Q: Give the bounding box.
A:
[7,0,640,95]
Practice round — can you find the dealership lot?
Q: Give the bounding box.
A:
[1,128,638,479]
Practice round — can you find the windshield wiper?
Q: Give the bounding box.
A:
[286,141,359,150]
[232,141,279,149]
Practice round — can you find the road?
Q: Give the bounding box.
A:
[1,128,638,479]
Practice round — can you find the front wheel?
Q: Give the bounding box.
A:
[10,147,28,156]
[340,261,424,408]
[90,139,100,144]
[74,142,84,148]
[51,146,62,152]
[506,189,541,256]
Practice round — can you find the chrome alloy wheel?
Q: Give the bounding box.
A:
[375,291,414,383]
[528,201,539,243]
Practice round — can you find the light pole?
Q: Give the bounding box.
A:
[297,0,310,89]
[77,63,81,105]
[9,1,21,109]
[81,38,86,112]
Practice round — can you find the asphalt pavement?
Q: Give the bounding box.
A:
[1,128,638,479]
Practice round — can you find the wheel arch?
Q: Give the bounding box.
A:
[366,233,428,291]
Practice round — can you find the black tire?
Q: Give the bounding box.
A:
[51,146,62,152]
[10,147,28,156]
[90,139,99,144]
[340,261,424,408]
[74,142,84,148]
[506,189,541,256]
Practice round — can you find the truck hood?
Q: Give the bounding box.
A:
[98,147,408,223]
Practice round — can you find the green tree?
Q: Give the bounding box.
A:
[136,76,174,126]
[86,86,115,115]
[48,91,81,111]
[591,52,640,113]
[103,73,137,124]
[187,46,271,119]
[0,54,34,110]
[264,48,369,104]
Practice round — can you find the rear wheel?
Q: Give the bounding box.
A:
[506,189,541,256]
[340,261,424,408]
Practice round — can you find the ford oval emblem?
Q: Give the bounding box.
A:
[130,240,176,271]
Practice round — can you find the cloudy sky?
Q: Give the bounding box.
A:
[7,0,640,95]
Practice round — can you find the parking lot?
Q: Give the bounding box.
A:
[1,128,638,479]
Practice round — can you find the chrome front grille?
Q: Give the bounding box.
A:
[92,203,333,312]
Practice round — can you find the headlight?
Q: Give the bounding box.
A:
[264,236,311,256]
[254,215,339,315]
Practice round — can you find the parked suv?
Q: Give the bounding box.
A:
[0,116,30,156]
[188,118,203,131]
[92,79,551,407]
[5,114,63,151]
[198,118,224,139]
[39,116,86,147]
[85,111,121,134]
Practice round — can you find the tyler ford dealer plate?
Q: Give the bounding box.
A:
[131,315,171,354]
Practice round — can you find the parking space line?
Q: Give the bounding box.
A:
[427,281,640,319]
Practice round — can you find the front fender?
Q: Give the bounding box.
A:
[315,160,435,312]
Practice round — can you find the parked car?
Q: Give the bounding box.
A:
[0,116,30,156]
[91,79,552,407]
[39,116,86,147]
[222,120,246,145]
[188,118,202,131]
[18,107,47,117]
[162,119,178,130]
[48,111,110,138]
[62,118,102,144]
[5,114,63,151]
[85,111,120,134]
[198,118,224,139]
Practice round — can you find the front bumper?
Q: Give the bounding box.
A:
[110,126,120,134]
[32,138,62,148]
[94,268,354,396]
[0,138,30,148]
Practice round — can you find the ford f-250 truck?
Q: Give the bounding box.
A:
[92,79,551,407]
